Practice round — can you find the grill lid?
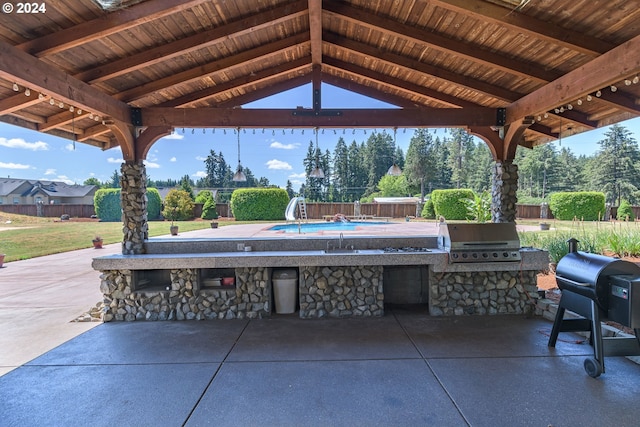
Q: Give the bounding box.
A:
[438,223,521,262]
[555,251,640,308]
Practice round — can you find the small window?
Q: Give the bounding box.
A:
[13,197,20,204]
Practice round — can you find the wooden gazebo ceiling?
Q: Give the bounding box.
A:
[0,0,639,159]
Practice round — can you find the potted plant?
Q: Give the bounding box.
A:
[539,222,551,230]
[92,235,103,249]
[201,197,219,228]
[0,253,5,268]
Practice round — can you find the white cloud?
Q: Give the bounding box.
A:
[161,133,185,140]
[266,159,292,170]
[0,137,49,151]
[288,172,306,179]
[195,156,207,161]
[56,175,74,185]
[170,157,177,162]
[0,162,31,169]
[144,161,160,168]
[44,169,56,175]
[193,171,207,178]
[107,157,123,163]
[270,141,300,150]
[64,143,75,151]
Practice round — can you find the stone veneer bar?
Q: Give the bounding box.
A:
[93,235,549,321]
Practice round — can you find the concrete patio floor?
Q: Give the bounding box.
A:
[1,224,639,426]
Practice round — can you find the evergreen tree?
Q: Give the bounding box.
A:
[203,150,232,188]
[404,129,436,201]
[109,170,120,188]
[587,124,640,205]
[285,180,295,199]
[332,137,350,201]
[363,131,395,195]
[347,140,368,201]
[431,136,451,190]
[179,174,195,200]
[447,129,476,188]
[466,142,493,193]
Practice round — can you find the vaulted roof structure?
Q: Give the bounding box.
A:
[0,0,639,161]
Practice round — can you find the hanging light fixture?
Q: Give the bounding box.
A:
[387,127,403,176]
[309,127,325,178]
[232,127,247,182]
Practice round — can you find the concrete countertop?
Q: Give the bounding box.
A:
[92,248,549,272]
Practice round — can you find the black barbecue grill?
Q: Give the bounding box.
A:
[548,238,640,377]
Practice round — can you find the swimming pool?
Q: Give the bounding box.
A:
[269,221,393,233]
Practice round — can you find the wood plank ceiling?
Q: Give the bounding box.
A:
[0,0,638,158]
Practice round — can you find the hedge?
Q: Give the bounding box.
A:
[230,188,289,220]
[147,188,162,220]
[94,188,121,222]
[548,191,605,221]
[430,189,475,220]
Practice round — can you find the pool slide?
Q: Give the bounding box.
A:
[285,197,302,221]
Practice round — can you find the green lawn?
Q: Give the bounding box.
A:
[0,213,236,262]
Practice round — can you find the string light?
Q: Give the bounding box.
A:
[633,76,639,84]
[610,85,617,92]
[12,83,19,91]
[24,88,30,96]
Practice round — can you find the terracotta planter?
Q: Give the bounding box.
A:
[211,222,218,228]
[170,225,179,235]
[540,222,551,230]
[92,240,103,249]
[0,254,4,268]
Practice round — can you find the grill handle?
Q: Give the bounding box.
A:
[556,275,591,288]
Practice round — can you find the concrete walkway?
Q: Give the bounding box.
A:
[1,225,639,426]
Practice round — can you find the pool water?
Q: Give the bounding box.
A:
[269,221,392,233]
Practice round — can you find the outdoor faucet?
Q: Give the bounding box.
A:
[339,233,344,249]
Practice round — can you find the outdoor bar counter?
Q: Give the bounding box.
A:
[92,236,549,321]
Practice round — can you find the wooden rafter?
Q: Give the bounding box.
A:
[323,33,521,103]
[0,41,130,123]
[323,2,560,83]
[506,34,640,124]
[73,0,308,84]
[432,0,614,56]
[114,33,309,102]
[17,0,209,57]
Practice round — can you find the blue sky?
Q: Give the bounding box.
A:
[1,84,639,188]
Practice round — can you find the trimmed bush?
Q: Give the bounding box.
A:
[548,192,605,221]
[430,189,475,220]
[147,188,162,220]
[195,190,214,204]
[421,198,435,219]
[201,198,219,220]
[230,188,289,221]
[617,199,634,221]
[94,188,121,222]
[162,189,194,221]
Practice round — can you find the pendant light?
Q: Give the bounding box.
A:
[387,127,403,176]
[309,127,325,178]
[232,127,247,182]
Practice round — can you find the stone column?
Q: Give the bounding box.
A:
[491,160,518,223]
[120,161,148,254]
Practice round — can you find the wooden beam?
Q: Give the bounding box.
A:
[141,106,499,128]
[506,34,640,123]
[324,33,521,103]
[114,33,309,102]
[215,74,312,108]
[324,2,560,83]
[0,41,131,124]
[432,0,614,56]
[73,0,307,84]
[157,59,311,108]
[308,0,323,66]
[17,0,209,57]
[324,57,477,108]
[321,73,420,109]
[0,91,42,115]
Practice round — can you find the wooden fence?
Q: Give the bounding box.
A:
[4,202,640,221]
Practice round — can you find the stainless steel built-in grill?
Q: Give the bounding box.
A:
[438,222,521,263]
[549,238,640,377]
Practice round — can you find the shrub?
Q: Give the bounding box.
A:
[616,199,634,221]
[464,191,491,223]
[146,188,162,220]
[162,189,194,221]
[195,190,214,204]
[430,189,475,220]
[421,198,435,219]
[94,188,121,222]
[230,188,289,220]
[548,192,605,221]
[201,198,219,220]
